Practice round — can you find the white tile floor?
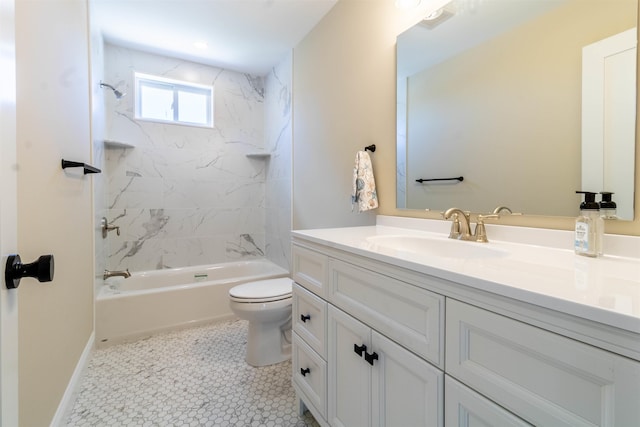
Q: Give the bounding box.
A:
[66,320,319,426]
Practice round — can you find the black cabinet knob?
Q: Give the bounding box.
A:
[300,367,310,377]
[5,254,54,289]
[300,314,311,322]
[365,351,379,366]
[354,343,367,357]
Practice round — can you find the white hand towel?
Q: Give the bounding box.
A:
[352,150,378,213]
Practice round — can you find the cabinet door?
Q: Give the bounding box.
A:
[445,375,532,427]
[371,330,444,427]
[328,306,371,427]
[446,299,640,426]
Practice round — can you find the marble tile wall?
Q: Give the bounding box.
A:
[101,44,290,272]
[264,54,293,271]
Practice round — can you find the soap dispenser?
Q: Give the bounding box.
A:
[575,191,603,257]
[599,192,617,220]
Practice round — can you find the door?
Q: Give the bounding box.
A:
[0,0,19,424]
[371,330,444,427]
[328,305,371,427]
[582,27,637,220]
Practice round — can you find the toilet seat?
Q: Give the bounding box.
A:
[229,277,292,303]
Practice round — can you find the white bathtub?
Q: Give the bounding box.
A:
[96,259,289,347]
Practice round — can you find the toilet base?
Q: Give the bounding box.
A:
[245,319,291,367]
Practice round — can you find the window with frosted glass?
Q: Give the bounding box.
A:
[135,73,213,128]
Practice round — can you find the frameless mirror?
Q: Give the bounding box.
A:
[397,0,637,220]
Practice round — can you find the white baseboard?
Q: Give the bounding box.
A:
[49,331,94,427]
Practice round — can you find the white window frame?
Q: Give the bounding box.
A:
[134,72,214,128]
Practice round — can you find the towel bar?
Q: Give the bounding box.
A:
[415,176,463,183]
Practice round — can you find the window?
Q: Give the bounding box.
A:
[135,72,213,128]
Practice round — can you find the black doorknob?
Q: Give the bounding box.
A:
[5,254,54,289]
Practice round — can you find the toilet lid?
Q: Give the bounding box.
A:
[229,277,292,302]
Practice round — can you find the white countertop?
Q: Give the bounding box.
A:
[291,216,640,334]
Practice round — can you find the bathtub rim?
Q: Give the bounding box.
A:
[98,259,289,300]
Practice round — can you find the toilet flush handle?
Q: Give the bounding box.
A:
[300,314,311,323]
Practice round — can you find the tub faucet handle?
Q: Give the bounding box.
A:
[101,217,120,238]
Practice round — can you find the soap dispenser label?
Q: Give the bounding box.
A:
[575,222,590,252]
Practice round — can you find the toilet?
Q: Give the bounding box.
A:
[229,277,293,367]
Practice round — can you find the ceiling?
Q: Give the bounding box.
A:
[91,0,338,76]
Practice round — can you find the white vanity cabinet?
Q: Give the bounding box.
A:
[291,238,640,427]
[328,305,443,427]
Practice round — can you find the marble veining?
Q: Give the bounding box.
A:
[100,44,293,272]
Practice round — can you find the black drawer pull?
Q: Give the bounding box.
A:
[354,344,367,357]
[300,314,311,322]
[300,368,310,376]
[365,351,379,366]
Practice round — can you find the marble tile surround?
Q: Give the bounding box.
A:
[101,45,291,272]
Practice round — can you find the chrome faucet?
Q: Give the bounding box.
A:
[103,269,131,279]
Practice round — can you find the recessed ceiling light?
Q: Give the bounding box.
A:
[193,41,208,50]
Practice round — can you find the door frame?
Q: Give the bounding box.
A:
[0,0,20,423]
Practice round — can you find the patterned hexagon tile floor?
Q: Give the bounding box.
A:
[66,320,319,426]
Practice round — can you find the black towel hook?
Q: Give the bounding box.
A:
[61,159,101,175]
[364,144,376,153]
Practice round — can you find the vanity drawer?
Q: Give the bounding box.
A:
[328,258,444,368]
[292,244,328,298]
[293,332,327,420]
[446,298,640,427]
[293,283,327,358]
[445,375,532,427]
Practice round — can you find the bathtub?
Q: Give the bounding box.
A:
[96,259,289,347]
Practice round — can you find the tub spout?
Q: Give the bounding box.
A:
[103,269,131,280]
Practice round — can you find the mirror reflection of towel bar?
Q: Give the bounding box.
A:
[415,176,463,183]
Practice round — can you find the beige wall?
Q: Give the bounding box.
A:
[293,0,640,236]
[293,0,400,229]
[16,0,94,425]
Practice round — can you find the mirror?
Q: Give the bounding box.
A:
[397,0,637,219]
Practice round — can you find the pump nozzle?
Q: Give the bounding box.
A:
[600,192,616,208]
[576,191,599,210]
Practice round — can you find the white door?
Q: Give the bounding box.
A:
[582,27,637,220]
[371,330,444,427]
[0,0,19,423]
[328,305,371,427]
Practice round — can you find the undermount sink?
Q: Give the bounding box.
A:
[366,235,509,259]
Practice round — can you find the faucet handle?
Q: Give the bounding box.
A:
[447,213,462,239]
[474,214,499,243]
